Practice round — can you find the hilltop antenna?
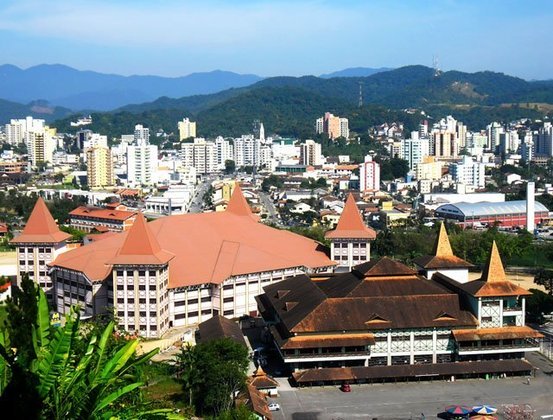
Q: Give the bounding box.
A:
[433,55,442,78]
[358,81,363,108]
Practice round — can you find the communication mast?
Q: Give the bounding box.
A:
[358,81,363,108]
[433,55,442,78]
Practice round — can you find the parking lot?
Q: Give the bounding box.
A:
[268,352,553,419]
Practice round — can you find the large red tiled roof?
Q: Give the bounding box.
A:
[69,206,137,222]
[51,193,334,285]
[325,194,376,239]
[11,197,71,244]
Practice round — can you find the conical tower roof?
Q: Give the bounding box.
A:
[11,197,71,244]
[325,194,376,239]
[109,213,173,265]
[226,183,254,218]
[433,223,453,257]
[481,240,506,283]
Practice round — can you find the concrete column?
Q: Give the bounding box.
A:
[432,329,437,363]
[410,332,415,364]
[387,331,392,366]
[499,299,504,326]
[522,298,526,325]
[478,298,482,326]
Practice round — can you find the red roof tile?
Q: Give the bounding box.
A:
[69,206,137,222]
[226,183,254,218]
[325,194,376,239]
[11,197,71,244]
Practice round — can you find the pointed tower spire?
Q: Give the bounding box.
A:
[326,194,376,239]
[11,197,71,243]
[433,223,453,257]
[226,183,253,217]
[481,240,506,283]
[109,213,173,265]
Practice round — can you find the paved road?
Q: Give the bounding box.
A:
[258,190,279,224]
[188,175,216,213]
[270,352,553,419]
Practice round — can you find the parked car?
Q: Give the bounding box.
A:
[268,402,281,411]
[340,383,351,392]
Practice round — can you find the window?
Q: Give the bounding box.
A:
[139,270,146,277]
[223,284,233,290]
[482,316,493,323]
[223,310,233,316]
[188,311,198,317]
[139,311,146,317]
[139,298,147,304]
[128,311,135,317]
[117,270,124,276]
[188,298,198,305]
[117,298,125,304]
[127,298,134,304]
[151,325,157,331]
[128,285,134,291]
[39,248,45,253]
[201,309,211,315]
[139,285,146,291]
[117,285,124,291]
[149,271,156,277]
[174,300,185,307]
[201,296,211,303]
[223,297,233,303]
[139,325,147,331]
[150,311,156,317]
[127,270,134,276]
[19,247,25,253]
[175,313,185,319]
[149,285,156,291]
[128,325,135,331]
[117,311,125,317]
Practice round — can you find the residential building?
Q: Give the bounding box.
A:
[315,113,349,140]
[27,186,334,338]
[402,132,430,171]
[86,146,115,189]
[180,138,217,174]
[415,156,443,181]
[534,122,553,157]
[234,135,271,168]
[449,156,486,188]
[215,137,234,170]
[257,228,540,385]
[359,155,380,192]
[325,194,376,270]
[299,140,322,166]
[26,126,57,167]
[127,143,158,187]
[487,122,504,150]
[134,124,150,145]
[178,118,197,140]
[5,116,45,145]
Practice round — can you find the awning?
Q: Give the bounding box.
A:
[452,326,543,342]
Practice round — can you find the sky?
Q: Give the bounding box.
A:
[0,0,552,80]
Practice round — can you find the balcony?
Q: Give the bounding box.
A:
[503,306,522,313]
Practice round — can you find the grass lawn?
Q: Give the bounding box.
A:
[142,362,187,410]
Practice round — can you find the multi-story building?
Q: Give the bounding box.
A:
[5,116,45,145]
[521,131,534,163]
[487,122,504,150]
[257,226,540,385]
[431,130,457,158]
[11,198,71,302]
[180,138,217,175]
[233,135,271,168]
[415,156,444,181]
[86,146,115,189]
[449,156,486,188]
[359,155,380,192]
[16,187,334,338]
[499,130,520,155]
[26,126,57,167]
[134,124,150,145]
[325,195,376,270]
[402,133,430,170]
[214,137,234,170]
[69,204,137,232]
[178,118,197,141]
[127,143,158,187]
[315,113,349,140]
[299,140,322,166]
[534,122,553,157]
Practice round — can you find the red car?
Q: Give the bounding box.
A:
[340,383,351,392]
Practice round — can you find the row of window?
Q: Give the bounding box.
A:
[117,284,159,291]
[19,247,52,253]
[174,309,212,319]
[117,270,158,277]
[174,296,211,306]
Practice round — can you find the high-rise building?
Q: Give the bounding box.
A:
[27,126,57,167]
[134,124,150,145]
[127,143,158,186]
[359,155,380,192]
[487,122,504,150]
[534,122,553,157]
[215,136,234,170]
[315,112,349,140]
[180,138,217,174]
[178,118,197,141]
[402,132,430,170]
[86,146,115,189]
[521,131,534,163]
[233,135,271,168]
[499,130,520,155]
[299,139,322,166]
[415,156,444,181]
[5,116,45,145]
[431,130,457,158]
[449,156,486,188]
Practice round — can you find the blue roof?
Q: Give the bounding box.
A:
[435,200,549,217]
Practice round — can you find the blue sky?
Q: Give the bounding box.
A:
[0,0,552,79]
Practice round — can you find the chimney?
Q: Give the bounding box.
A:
[526,181,535,232]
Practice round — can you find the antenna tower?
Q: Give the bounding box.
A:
[433,55,442,78]
[358,81,363,108]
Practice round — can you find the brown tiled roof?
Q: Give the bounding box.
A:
[11,197,71,244]
[281,333,375,349]
[432,271,532,298]
[243,384,272,419]
[292,359,533,384]
[413,223,473,269]
[452,326,543,342]
[51,188,334,285]
[0,223,7,233]
[290,294,477,333]
[108,214,174,265]
[325,194,376,239]
[353,257,416,277]
[250,366,279,389]
[69,206,137,221]
[481,240,506,283]
[197,315,247,347]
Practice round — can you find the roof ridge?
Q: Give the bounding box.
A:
[325,194,376,239]
[226,183,254,217]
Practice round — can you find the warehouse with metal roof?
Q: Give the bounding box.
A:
[435,200,550,228]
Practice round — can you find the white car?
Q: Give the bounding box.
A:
[268,403,280,411]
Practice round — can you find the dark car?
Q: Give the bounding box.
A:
[340,383,351,392]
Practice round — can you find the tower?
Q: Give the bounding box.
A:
[358,81,363,108]
[11,197,71,300]
[109,213,173,338]
[325,194,376,271]
[526,181,535,232]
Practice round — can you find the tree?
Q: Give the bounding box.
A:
[534,269,553,295]
[224,160,236,174]
[174,343,200,408]
[0,280,161,419]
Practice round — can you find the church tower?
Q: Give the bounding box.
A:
[325,194,376,271]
